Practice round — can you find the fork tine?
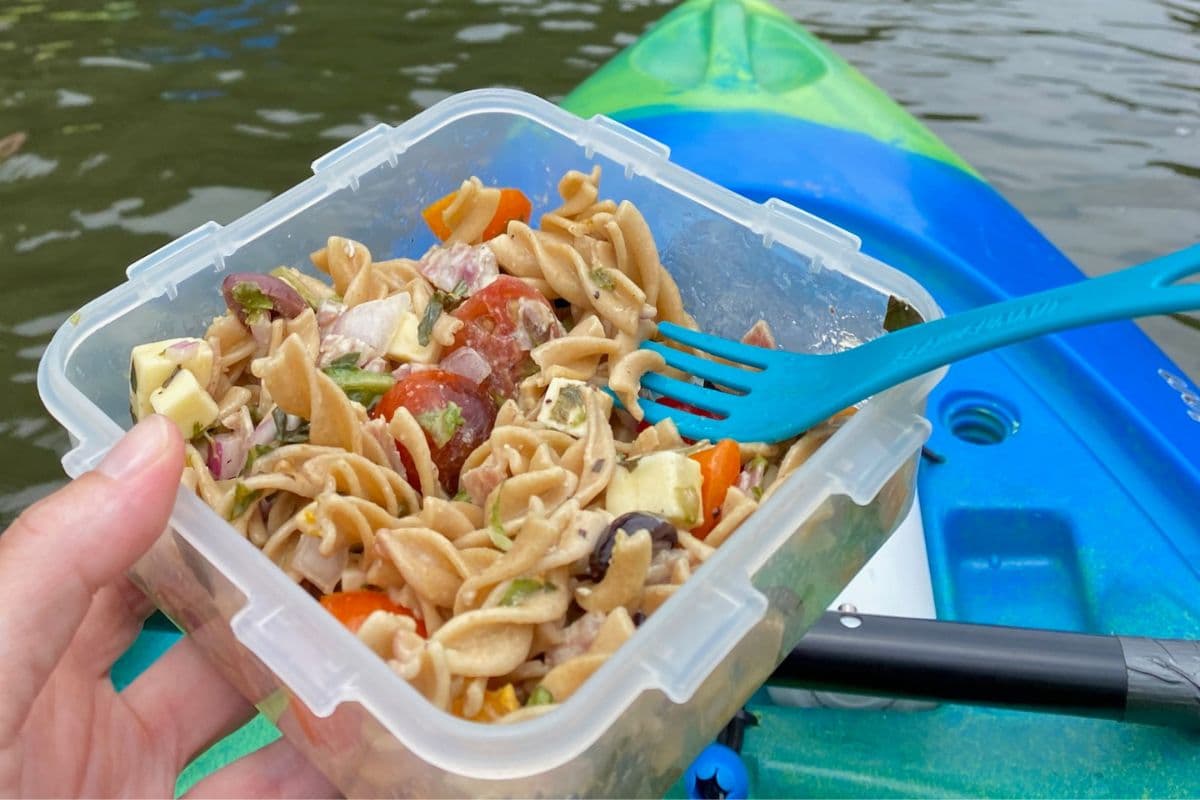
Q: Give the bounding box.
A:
[642,341,756,391]
[640,372,740,416]
[656,322,772,368]
[640,397,728,442]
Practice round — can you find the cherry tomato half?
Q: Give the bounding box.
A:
[635,396,721,440]
[445,275,563,402]
[372,369,495,493]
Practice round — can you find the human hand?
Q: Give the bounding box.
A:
[0,415,338,798]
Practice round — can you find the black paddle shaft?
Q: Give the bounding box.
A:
[772,612,1200,729]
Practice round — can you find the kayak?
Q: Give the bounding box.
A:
[561,0,1200,796]
[117,0,1200,795]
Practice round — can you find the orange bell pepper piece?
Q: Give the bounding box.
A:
[319,590,426,637]
[422,187,532,242]
[689,439,741,538]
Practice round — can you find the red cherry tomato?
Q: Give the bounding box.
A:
[635,397,720,440]
[372,369,496,493]
[445,275,562,402]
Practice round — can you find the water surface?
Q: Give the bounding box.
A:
[2,0,1196,522]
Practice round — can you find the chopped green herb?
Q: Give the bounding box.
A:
[589,267,615,291]
[517,354,540,380]
[270,266,336,309]
[489,489,513,551]
[883,295,923,332]
[488,527,513,551]
[415,402,464,448]
[452,489,470,502]
[499,578,555,607]
[417,296,442,347]
[230,483,261,519]
[549,384,587,427]
[244,443,275,473]
[230,281,275,322]
[416,282,469,348]
[322,360,395,407]
[525,686,554,706]
[272,407,311,445]
[327,351,361,369]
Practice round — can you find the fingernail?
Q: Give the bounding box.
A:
[98,415,171,481]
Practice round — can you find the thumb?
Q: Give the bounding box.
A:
[0,415,184,741]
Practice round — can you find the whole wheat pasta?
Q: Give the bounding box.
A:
[127,165,859,723]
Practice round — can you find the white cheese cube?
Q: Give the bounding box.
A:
[149,368,219,438]
[129,337,214,420]
[605,451,703,529]
[536,377,613,438]
[386,311,438,364]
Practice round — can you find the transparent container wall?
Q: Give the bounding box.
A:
[302,111,892,347]
[54,100,935,798]
[126,459,920,799]
[65,111,895,426]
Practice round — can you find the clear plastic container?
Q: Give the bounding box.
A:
[37,89,944,798]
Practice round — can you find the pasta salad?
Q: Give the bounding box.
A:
[127,167,848,723]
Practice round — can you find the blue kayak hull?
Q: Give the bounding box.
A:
[623,109,1200,797]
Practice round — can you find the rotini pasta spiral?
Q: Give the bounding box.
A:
[133,165,848,725]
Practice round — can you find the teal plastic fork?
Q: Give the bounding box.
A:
[636,243,1200,443]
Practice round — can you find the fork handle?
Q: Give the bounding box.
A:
[841,243,1200,401]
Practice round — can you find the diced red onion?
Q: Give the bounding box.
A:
[460,456,506,506]
[163,339,200,364]
[291,534,346,595]
[206,431,249,480]
[391,363,437,382]
[318,333,375,368]
[439,347,491,385]
[513,297,565,349]
[364,417,407,479]
[250,414,278,448]
[249,319,273,352]
[545,611,606,667]
[221,272,307,323]
[330,293,411,354]
[418,243,498,295]
[316,299,346,332]
[736,460,767,496]
[363,357,391,374]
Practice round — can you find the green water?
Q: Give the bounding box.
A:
[2,0,1197,524]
